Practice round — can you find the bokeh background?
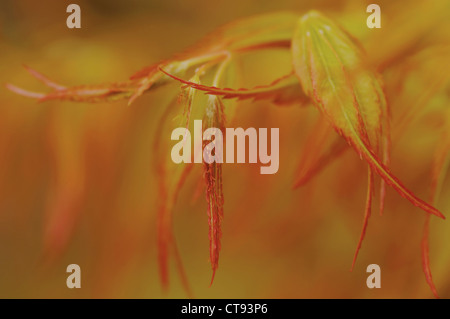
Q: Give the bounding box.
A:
[0,0,449,298]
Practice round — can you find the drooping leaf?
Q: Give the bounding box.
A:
[7,7,449,297]
[202,95,226,285]
[153,92,199,295]
[292,10,444,219]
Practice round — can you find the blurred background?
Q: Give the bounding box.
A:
[0,0,449,298]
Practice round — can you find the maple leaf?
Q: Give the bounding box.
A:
[6,9,448,297]
[291,11,445,268]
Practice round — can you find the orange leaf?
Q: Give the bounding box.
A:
[202,96,225,285]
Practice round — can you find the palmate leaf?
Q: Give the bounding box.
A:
[292,11,444,220]
[292,11,446,271]
[7,9,448,297]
